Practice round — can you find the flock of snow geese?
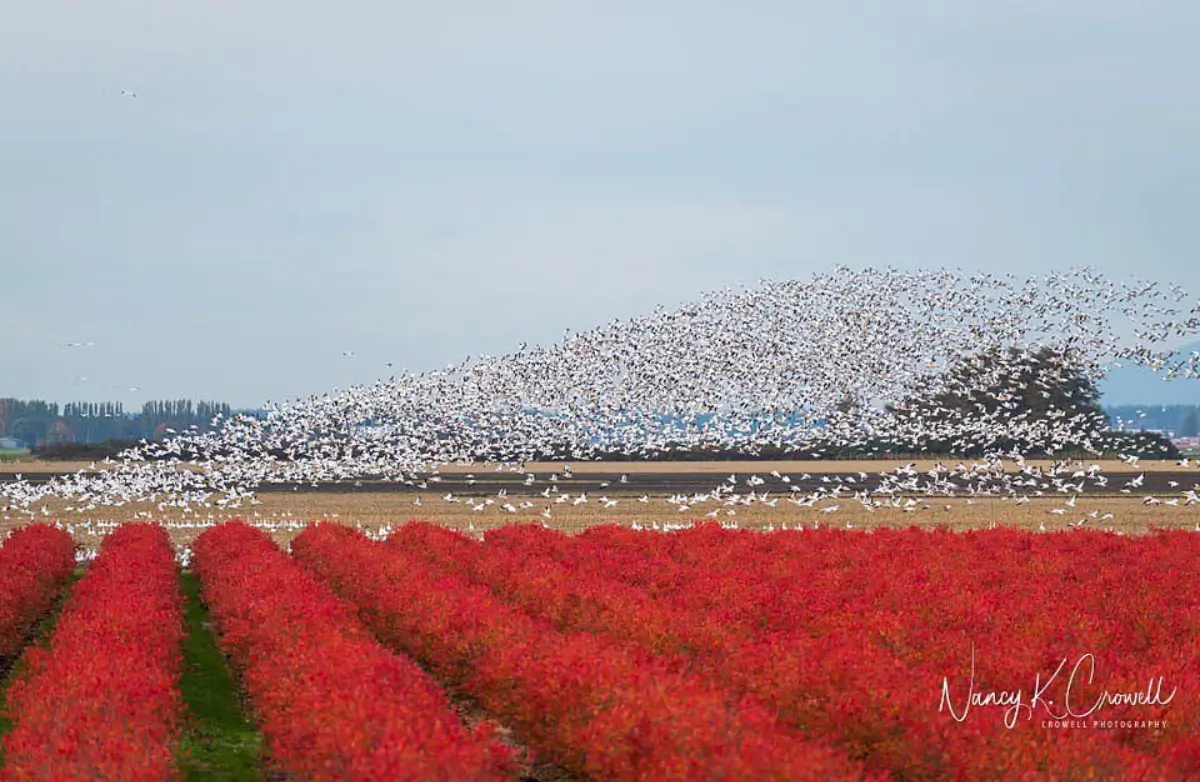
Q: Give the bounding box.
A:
[4,266,1200,539]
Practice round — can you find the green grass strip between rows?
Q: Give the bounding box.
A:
[2,567,265,780]
[178,570,264,782]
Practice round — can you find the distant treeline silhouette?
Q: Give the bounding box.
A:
[526,430,1179,462]
[22,431,1180,464]
[3,384,1188,463]
[0,398,238,449]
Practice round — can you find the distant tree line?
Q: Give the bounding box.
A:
[873,347,1179,459]
[0,398,235,449]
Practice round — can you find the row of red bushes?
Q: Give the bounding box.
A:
[191,521,515,781]
[0,524,75,662]
[409,522,1200,780]
[5,517,1192,780]
[292,522,870,781]
[1,523,184,781]
[390,522,731,658]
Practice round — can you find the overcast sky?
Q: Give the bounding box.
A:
[3,1,1198,409]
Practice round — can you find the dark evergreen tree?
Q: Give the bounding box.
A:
[887,346,1109,455]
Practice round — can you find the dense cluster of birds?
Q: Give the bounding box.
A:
[3,266,1200,518]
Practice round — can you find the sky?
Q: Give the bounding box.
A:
[2,1,1198,409]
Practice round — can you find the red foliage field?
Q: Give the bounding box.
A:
[299,522,1199,781]
[2,518,1196,780]
[0,524,74,662]
[1,523,184,781]
[295,522,881,781]
[192,521,515,781]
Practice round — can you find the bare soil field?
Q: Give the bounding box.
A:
[6,459,1197,552]
[3,494,1196,553]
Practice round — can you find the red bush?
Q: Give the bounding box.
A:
[486,524,1197,780]
[293,522,871,781]
[1,523,184,781]
[0,524,75,661]
[191,521,514,782]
